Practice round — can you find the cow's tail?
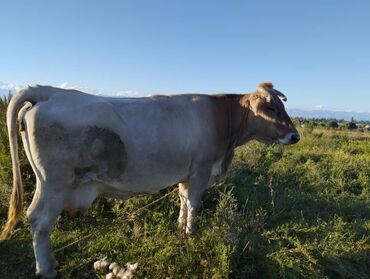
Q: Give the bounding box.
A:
[0,86,52,240]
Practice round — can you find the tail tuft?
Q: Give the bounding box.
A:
[0,179,23,240]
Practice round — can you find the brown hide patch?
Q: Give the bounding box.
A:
[35,123,73,161]
[209,94,248,175]
[76,127,127,182]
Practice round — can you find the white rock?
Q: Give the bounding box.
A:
[93,260,100,271]
[126,262,138,271]
[112,266,122,276]
[109,262,119,270]
[94,259,110,272]
[121,270,133,279]
[116,269,126,279]
[109,262,121,275]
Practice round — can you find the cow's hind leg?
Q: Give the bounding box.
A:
[27,180,66,278]
[178,182,189,230]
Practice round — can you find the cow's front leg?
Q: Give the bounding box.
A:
[178,182,189,230]
[186,167,211,234]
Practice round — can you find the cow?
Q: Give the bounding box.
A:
[0,82,299,278]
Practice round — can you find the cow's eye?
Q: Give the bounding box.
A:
[267,107,276,113]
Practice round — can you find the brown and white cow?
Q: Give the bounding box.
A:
[0,82,299,278]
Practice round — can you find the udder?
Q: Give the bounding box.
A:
[64,184,99,215]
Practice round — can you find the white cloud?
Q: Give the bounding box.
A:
[95,89,142,98]
[0,81,142,99]
[60,83,143,98]
[314,104,325,109]
[1,81,94,93]
[112,90,139,97]
[58,82,98,94]
[58,83,143,99]
[59,82,73,89]
[0,82,25,92]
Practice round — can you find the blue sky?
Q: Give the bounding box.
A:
[1,0,369,112]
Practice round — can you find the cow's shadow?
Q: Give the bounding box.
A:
[0,228,36,279]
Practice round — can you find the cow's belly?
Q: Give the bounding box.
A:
[92,156,190,194]
[118,165,189,193]
[117,146,191,192]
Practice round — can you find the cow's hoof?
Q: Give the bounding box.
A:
[185,226,197,235]
[178,221,186,231]
[53,260,59,268]
[51,258,59,268]
[35,268,57,279]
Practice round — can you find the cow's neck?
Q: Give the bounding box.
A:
[227,94,252,148]
[215,94,251,173]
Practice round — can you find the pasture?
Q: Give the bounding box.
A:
[0,98,369,278]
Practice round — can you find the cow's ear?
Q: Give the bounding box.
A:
[273,89,287,102]
[239,95,250,109]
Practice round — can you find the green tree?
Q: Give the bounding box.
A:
[347,122,358,130]
[327,121,339,129]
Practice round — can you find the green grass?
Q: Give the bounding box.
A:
[0,96,369,278]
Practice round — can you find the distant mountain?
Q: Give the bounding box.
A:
[287,108,370,121]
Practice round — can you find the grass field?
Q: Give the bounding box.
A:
[0,97,369,278]
[312,128,370,140]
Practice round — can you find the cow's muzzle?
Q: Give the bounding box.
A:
[290,133,300,144]
[278,132,300,145]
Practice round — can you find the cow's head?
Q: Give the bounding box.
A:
[242,82,300,145]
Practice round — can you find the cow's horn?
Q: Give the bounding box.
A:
[274,89,287,102]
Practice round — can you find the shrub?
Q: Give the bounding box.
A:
[347,122,358,130]
[327,121,339,129]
